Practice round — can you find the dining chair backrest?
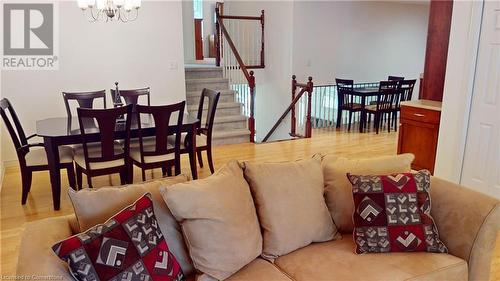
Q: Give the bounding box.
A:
[336,78,354,108]
[135,101,185,161]
[197,89,220,141]
[398,79,417,102]
[77,104,133,170]
[0,98,27,151]
[388,76,405,82]
[376,80,399,111]
[110,87,151,107]
[63,90,107,119]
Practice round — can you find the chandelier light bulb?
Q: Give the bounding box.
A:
[96,0,106,10]
[77,0,88,10]
[114,0,125,8]
[132,0,141,9]
[87,0,96,8]
[124,0,133,12]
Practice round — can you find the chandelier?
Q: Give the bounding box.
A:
[77,0,141,22]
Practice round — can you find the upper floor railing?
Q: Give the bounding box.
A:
[263,76,381,142]
[215,5,265,142]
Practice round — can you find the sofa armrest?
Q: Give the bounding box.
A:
[16,215,75,279]
[430,176,500,281]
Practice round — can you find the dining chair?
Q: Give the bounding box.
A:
[0,98,76,204]
[168,89,220,174]
[365,80,399,134]
[74,104,133,189]
[388,76,405,82]
[110,87,150,107]
[391,79,417,131]
[130,101,185,181]
[62,90,107,119]
[111,86,152,148]
[335,78,362,131]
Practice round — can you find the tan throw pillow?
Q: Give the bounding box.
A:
[161,160,262,280]
[243,156,339,261]
[67,175,194,276]
[322,153,414,233]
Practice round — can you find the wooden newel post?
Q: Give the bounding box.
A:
[215,7,221,67]
[306,76,313,138]
[248,71,256,142]
[291,75,297,136]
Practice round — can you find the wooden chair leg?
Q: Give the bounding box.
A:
[76,165,83,190]
[207,146,215,174]
[336,109,342,128]
[197,150,203,168]
[66,164,76,190]
[348,111,353,132]
[166,164,173,177]
[21,170,32,205]
[393,111,398,132]
[119,169,127,185]
[86,174,93,189]
[141,168,147,182]
[127,162,134,184]
[161,165,167,177]
[375,113,380,134]
[388,113,391,133]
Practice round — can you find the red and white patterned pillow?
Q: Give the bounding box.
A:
[52,193,185,281]
[347,170,447,254]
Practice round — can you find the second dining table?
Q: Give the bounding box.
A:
[351,86,380,133]
[36,113,200,210]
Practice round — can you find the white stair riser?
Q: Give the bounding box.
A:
[185,69,223,79]
[212,134,250,146]
[186,80,229,92]
[186,94,235,105]
[213,120,248,130]
[188,106,241,117]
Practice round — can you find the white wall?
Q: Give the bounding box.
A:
[203,0,217,58]
[292,1,429,92]
[225,1,295,142]
[434,1,483,183]
[183,0,195,62]
[1,1,186,163]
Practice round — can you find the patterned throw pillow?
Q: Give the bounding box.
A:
[347,170,448,254]
[52,193,185,281]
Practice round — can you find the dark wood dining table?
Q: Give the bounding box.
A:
[351,86,380,133]
[36,113,200,210]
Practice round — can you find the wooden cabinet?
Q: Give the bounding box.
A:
[397,100,442,174]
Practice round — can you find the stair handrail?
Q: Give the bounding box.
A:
[215,7,264,143]
[262,76,313,142]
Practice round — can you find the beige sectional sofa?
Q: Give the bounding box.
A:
[16,155,500,281]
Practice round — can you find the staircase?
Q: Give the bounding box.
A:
[185,66,251,145]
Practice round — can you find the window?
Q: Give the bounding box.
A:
[193,0,203,19]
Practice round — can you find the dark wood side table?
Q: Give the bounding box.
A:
[397,100,442,174]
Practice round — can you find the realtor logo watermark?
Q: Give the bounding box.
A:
[2,2,59,70]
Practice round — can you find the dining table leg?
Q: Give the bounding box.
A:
[43,137,61,211]
[188,124,198,180]
[359,96,366,133]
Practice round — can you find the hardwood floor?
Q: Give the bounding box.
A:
[1,128,499,279]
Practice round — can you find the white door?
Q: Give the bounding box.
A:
[461,0,500,198]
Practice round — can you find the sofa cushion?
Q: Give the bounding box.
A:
[161,160,262,280]
[53,194,185,281]
[348,170,447,254]
[275,238,467,281]
[17,215,75,278]
[226,259,292,281]
[67,175,193,275]
[322,153,414,233]
[243,156,339,261]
